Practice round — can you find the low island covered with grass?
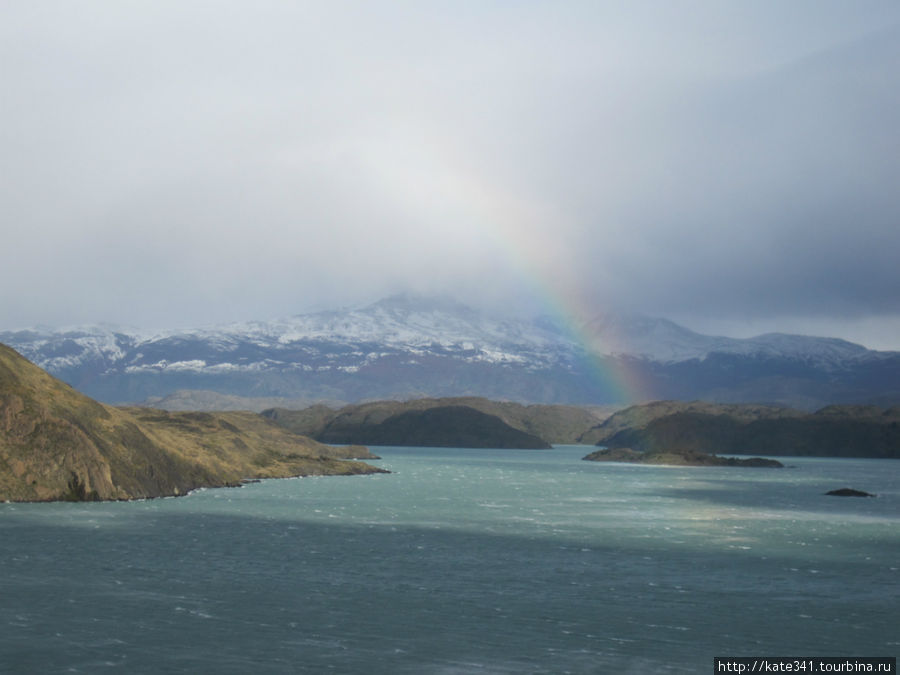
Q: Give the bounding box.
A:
[582,446,784,467]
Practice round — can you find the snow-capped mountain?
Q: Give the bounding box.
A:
[582,312,873,367]
[1,295,897,409]
[4,294,573,375]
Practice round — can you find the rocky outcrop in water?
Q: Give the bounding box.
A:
[582,447,783,468]
[825,488,875,497]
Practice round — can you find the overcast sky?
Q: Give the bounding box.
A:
[3,2,900,349]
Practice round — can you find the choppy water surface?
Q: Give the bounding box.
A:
[2,447,898,673]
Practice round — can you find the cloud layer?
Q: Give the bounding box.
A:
[3,2,899,347]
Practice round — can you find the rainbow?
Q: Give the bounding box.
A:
[365,131,651,404]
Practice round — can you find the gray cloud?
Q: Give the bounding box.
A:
[2,2,899,347]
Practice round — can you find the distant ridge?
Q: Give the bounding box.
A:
[142,389,342,413]
[3,296,899,409]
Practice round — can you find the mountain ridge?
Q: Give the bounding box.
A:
[2,296,898,410]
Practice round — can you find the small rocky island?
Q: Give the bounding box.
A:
[825,488,876,497]
[583,447,784,468]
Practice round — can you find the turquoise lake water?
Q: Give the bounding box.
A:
[2,446,898,673]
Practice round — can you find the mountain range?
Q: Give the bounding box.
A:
[2,294,899,410]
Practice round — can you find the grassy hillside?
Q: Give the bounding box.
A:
[0,344,384,502]
[139,390,343,413]
[316,405,552,449]
[578,400,803,445]
[587,400,900,458]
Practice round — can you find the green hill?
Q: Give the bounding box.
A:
[262,396,609,446]
[0,343,384,502]
[316,405,551,449]
[586,400,900,458]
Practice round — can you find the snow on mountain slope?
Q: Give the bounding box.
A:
[726,333,871,363]
[1,296,890,377]
[1,295,895,407]
[0,328,136,373]
[221,295,571,352]
[580,312,876,367]
[582,313,730,362]
[0,295,577,378]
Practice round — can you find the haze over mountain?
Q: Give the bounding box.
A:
[3,296,898,411]
[3,3,900,353]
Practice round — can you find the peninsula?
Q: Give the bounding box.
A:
[581,400,900,459]
[0,343,385,502]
